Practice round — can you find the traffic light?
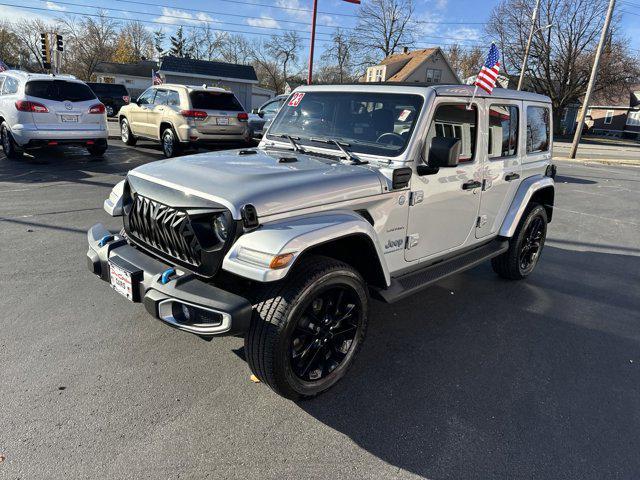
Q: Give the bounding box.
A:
[56,34,63,52]
[40,33,51,69]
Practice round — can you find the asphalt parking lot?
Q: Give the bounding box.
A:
[1,141,639,479]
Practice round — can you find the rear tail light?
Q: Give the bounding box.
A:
[237,112,249,122]
[15,100,49,113]
[89,103,106,114]
[181,110,207,119]
[123,96,130,104]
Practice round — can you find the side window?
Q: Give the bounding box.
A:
[153,89,168,105]
[137,88,155,105]
[0,76,5,94]
[261,100,280,114]
[488,105,518,158]
[426,103,477,162]
[3,76,19,95]
[526,106,550,154]
[166,90,180,107]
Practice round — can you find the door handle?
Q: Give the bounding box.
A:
[505,172,520,181]
[462,180,482,190]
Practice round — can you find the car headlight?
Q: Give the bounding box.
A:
[213,214,230,242]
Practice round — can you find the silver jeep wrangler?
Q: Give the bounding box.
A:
[87,84,556,399]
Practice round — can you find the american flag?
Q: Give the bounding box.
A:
[0,59,8,72]
[152,69,163,85]
[475,44,500,94]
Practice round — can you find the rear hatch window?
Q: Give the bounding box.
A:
[190,91,243,111]
[25,80,96,102]
[87,83,128,96]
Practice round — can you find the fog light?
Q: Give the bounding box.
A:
[181,303,192,322]
[170,302,223,326]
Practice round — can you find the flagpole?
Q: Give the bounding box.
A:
[307,0,318,85]
[467,86,478,110]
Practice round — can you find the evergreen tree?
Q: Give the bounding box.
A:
[153,29,165,58]
[169,27,186,58]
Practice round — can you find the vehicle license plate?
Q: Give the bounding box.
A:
[216,117,229,125]
[61,115,78,122]
[109,261,135,301]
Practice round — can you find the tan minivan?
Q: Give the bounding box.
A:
[119,84,251,157]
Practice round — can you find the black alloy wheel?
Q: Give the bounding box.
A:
[290,285,362,382]
[519,215,546,273]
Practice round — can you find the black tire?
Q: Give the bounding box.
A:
[1,122,23,159]
[492,203,548,280]
[87,144,108,157]
[120,118,137,146]
[245,255,368,400]
[161,127,182,158]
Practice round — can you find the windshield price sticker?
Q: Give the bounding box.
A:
[398,109,412,121]
[288,92,305,107]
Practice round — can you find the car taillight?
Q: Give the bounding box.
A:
[15,100,49,113]
[89,103,106,114]
[237,112,249,122]
[181,110,208,119]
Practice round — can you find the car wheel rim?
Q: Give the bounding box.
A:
[121,122,128,141]
[289,285,362,383]
[519,216,545,272]
[163,134,173,156]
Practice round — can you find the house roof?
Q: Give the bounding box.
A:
[159,56,258,82]
[94,60,158,78]
[379,48,440,82]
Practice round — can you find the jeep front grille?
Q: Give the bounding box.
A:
[127,195,202,267]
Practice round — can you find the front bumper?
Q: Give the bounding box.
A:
[86,223,252,336]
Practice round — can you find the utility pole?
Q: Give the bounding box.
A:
[517,0,541,91]
[307,0,318,84]
[569,0,616,159]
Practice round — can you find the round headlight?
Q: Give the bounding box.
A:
[213,215,230,242]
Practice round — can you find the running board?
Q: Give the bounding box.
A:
[373,239,509,303]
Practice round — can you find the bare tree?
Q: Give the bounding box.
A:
[251,38,285,93]
[445,44,484,82]
[217,33,252,65]
[57,12,119,79]
[265,31,302,87]
[112,21,153,63]
[6,19,52,71]
[487,0,640,132]
[353,0,417,65]
[320,29,357,83]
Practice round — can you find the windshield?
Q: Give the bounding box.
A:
[267,91,424,156]
[25,80,96,102]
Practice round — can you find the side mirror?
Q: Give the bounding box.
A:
[428,137,460,168]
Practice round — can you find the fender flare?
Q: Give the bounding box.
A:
[499,175,554,237]
[222,210,391,285]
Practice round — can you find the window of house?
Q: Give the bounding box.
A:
[426,68,442,83]
[426,103,478,162]
[374,68,383,82]
[488,105,518,158]
[103,76,115,84]
[526,106,550,154]
[627,110,640,126]
[604,110,614,124]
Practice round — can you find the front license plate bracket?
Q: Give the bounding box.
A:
[108,256,143,302]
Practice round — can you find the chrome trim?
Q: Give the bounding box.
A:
[157,299,232,335]
[499,175,554,237]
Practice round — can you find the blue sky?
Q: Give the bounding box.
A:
[2,0,639,62]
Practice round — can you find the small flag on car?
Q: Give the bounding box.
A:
[0,59,9,72]
[152,69,163,85]
[474,43,500,94]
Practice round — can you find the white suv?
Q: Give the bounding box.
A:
[0,71,109,158]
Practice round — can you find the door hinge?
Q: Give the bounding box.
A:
[406,233,420,249]
[409,190,424,206]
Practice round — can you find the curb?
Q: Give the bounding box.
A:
[553,156,640,168]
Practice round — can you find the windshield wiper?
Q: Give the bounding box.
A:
[270,134,305,153]
[308,137,367,165]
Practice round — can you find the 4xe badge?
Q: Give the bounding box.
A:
[288,92,305,107]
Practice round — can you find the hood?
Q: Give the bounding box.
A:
[128,148,383,218]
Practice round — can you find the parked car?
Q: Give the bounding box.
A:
[0,71,108,158]
[86,82,130,117]
[88,84,556,399]
[249,94,287,137]
[118,84,251,157]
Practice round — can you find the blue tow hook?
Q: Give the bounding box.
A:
[98,234,114,247]
[160,268,176,285]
